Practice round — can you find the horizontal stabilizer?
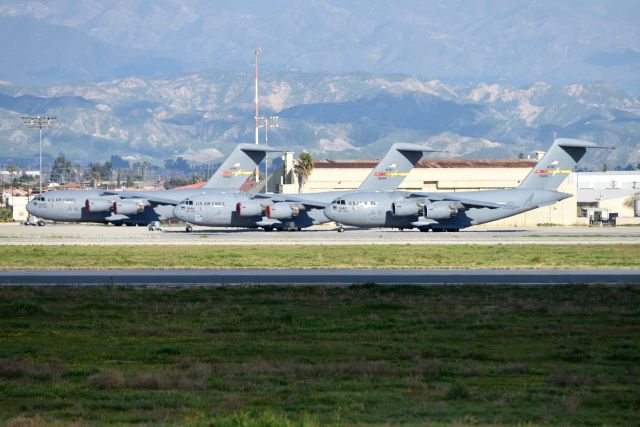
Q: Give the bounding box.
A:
[519,138,613,191]
[204,144,285,190]
[357,143,442,191]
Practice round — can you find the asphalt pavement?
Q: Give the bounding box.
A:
[2,269,639,286]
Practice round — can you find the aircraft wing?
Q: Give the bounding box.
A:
[101,191,180,205]
[250,193,328,209]
[406,193,519,209]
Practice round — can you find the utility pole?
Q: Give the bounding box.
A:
[22,115,56,195]
[254,48,262,182]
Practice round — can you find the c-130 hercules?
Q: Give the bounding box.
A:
[25,144,282,229]
[323,139,610,232]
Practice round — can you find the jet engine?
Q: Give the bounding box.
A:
[424,201,460,220]
[266,202,303,220]
[112,200,146,215]
[236,200,264,217]
[391,200,421,216]
[85,198,111,213]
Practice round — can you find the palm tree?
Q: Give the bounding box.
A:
[142,161,150,180]
[91,172,100,189]
[293,152,313,193]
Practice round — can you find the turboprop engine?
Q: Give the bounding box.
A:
[424,201,460,220]
[391,199,422,216]
[266,202,304,220]
[236,200,265,217]
[85,198,112,213]
[112,199,147,215]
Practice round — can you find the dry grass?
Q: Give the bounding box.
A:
[0,358,64,381]
[87,371,125,390]
[0,244,639,269]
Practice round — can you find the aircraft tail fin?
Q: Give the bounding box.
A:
[357,143,442,191]
[204,144,284,190]
[518,138,611,191]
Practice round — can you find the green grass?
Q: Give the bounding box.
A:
[1,244,639,269]
[1,285,639,426]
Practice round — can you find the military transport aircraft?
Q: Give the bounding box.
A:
[323,138,610,232]
[26,144,281,229]
[172,143,440,231]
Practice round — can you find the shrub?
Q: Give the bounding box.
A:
[87,370,125,389]
[445,383,470,400]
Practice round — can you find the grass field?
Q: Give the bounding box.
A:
[1,285,639,426]
[1,244,640,269]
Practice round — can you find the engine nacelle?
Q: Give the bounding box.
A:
[85,198,111,213]
[236,200,264,217]
[113,200,146,215]
[424,202,460,220]
[266,202,302,220]
[391,200,421,216]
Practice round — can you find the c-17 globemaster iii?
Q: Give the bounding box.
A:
[323,138,610,232]
[26,144,282,229]
[172,143,441,231]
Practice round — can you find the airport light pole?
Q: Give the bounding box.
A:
[254,48,262,182]
[259,115,279,193]
[22,115,56,195]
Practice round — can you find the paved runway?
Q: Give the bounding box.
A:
[2,269,639,285]
[2,223,640,245]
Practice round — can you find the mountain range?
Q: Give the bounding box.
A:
[1,72,638,170]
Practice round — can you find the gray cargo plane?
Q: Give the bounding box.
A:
[26,144,281,229]
[172,143,439,231]
[323,138,609,231]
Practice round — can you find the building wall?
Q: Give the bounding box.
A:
[577,171,640,218]
[2,195,29,222]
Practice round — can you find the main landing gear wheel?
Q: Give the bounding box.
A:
[148,221,161,231]
[263,227,274,232]
[185,225,193,233]
[37,220,45,226]
[337,226,345,233]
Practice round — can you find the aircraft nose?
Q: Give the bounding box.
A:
[323,205,336,221]
[172,205,186,220]
[26,200,36,215]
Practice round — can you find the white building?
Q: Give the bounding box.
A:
[577,172,640,218]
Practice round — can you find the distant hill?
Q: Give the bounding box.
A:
[0,72,638,170]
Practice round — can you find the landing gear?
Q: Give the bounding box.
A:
[37,220,45,226]
[419,227,429,232]
[337,226,345,233]
[263,227,274,232]
[185,225,193,233]
[147,221,161,231]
